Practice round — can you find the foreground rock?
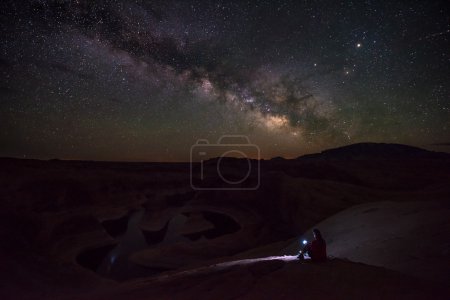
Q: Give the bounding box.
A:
[283,200,450,283]
[72,257,449,300]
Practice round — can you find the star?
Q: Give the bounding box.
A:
[0,0,447,161]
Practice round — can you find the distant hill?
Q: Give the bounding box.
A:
[269,156,286,161]
[298,143,450,160]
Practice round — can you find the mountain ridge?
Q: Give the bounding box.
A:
[297,142,450,160]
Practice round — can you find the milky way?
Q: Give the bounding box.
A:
[1,0,449,161]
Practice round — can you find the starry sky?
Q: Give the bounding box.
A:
[1,0,449,161]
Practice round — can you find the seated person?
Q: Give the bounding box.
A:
[298,228,327,262]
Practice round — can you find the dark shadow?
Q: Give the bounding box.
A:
[102,213,130,237]
[183,211,241,240]
[76,244,117,272]
[141,221,170,245]
[166,191,196,207]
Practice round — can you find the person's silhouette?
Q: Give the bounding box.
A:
[298,228,327,262]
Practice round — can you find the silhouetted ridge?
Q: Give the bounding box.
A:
[298,143,450,160]
[270,156,286,161]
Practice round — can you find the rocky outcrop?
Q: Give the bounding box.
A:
[282,200,450,283]
[77,257,449,300]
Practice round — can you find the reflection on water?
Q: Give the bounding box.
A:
[97,209,150,280]
[97,209,190,280]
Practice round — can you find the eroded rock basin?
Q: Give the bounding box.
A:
[77,209,242,281]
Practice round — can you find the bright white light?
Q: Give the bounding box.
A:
[356,43,362,48]
[214,256,298,269]
[302,240,307,245]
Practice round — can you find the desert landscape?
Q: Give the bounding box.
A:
[1,1,449,298]
[1,143,449,299]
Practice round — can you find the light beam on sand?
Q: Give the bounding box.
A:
[214,255,298,269]
[155,256,299,281]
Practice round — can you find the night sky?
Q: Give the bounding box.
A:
[1,0,449,161]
